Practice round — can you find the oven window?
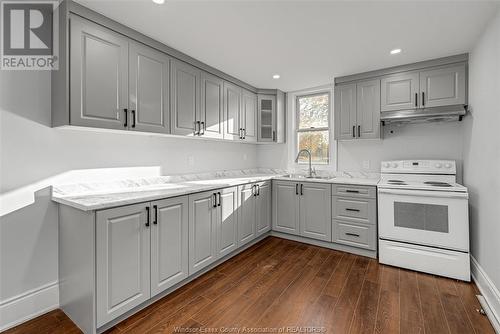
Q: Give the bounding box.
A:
[394,202,449,233]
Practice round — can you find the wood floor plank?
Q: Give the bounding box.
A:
[6,237,496,334]
[374,265,400,334]
[417,272,451,334]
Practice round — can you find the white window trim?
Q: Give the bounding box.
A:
[287,84,337,171]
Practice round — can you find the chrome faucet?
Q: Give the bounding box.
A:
[295,149,315,178]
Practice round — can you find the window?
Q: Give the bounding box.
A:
[296,93,330,164]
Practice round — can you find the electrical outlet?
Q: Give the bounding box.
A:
[187,156,195,167]
[362,160,370,170]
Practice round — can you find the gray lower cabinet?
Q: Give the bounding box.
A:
[171,59,201,136]
[188,191,217,274]
[420,64,466,108]
[150,197,189,297]
[96,203,151,327]
[129,42,170,133]
[273,180,331,242]
[238,184,257,245]
[70,16,129,130]
[200,72,224,139]
[332,184,377,251]
[272,180,300,235]
[256,181,272,236]
[217,187,238,257]
[299,182,332,242]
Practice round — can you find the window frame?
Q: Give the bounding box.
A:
[295,90,332,166]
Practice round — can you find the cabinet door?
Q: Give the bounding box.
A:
[171,59,200,136]
[241,89,258,142]
[70,16,128,130]
[188,191,217,274]
[238,184,256,246]
[256,181,272,236]
[257,95,276,142]
[299,182,332,242]
[96,203,150,326]
[356,79,380,139]
[334,84,357,140]
[223,82,242,140]
[419,64,466,108]
[200,72,224,139]
[272,181,300,235]
[381,72,419,111]
[217,187,238,257]
[129,42,170,133]
[150,196,188,297]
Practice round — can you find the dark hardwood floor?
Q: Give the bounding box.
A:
[4,237,495,334]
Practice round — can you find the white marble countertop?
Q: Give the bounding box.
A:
[52,169,380,211]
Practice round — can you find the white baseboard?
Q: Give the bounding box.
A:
[0,281,59,332]
[471,256,500,332]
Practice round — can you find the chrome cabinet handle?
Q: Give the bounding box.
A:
[131,110,136,128]
[123,109,128,127]
[145,207,150,227]
[153,205,158,225]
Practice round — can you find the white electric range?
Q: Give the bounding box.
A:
[377,160,470,281]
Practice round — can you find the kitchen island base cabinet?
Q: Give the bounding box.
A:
[96,204,151,327]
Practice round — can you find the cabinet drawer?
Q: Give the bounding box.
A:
[333,220,376,250]
[332,196,376,225]
[332,184,376,199]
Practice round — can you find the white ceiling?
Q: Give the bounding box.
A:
[76,0,499,92]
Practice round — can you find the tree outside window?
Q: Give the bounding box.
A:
[296,93,330,164]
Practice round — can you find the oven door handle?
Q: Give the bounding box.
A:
[378,188,468,199]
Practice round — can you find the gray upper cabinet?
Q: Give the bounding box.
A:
[171,59,201,136]
[96,203,150,327]
[356,79,381,139]
[241,90,258,142]
[238,184,256,246]
[223,82,242,140]
[335,84,357,140]
[257,95,276,142]
[216,187,238,257]
[299,182,332,242]
[272,180,300,235]
[188,191,217,274]
[200,72,224,139]
[256,181,272,236]
[70,16,129,130]
[381,72,419,112]
[150,196,188,297]
[129,42,170,134]
[420,64,466,108]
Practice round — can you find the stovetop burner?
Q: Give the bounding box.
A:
[424,181,452,187]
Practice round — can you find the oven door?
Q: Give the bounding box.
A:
[378,188,469,252]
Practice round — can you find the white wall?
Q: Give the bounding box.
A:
[0,71,258,305]
[258,117,465,181]
[463,7,500,305]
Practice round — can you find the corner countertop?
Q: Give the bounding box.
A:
[52,169,380,211]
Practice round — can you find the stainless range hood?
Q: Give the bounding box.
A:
[381,104,467,125]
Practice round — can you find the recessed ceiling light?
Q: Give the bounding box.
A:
[272,74,280,79]
[152,0,165,4]
[390,48,402,55]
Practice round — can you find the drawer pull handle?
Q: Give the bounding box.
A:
[345,190,359,193]
[345,208,360,212]
[345,232,360,237]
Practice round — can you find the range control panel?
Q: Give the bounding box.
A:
[381,160,456,174]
